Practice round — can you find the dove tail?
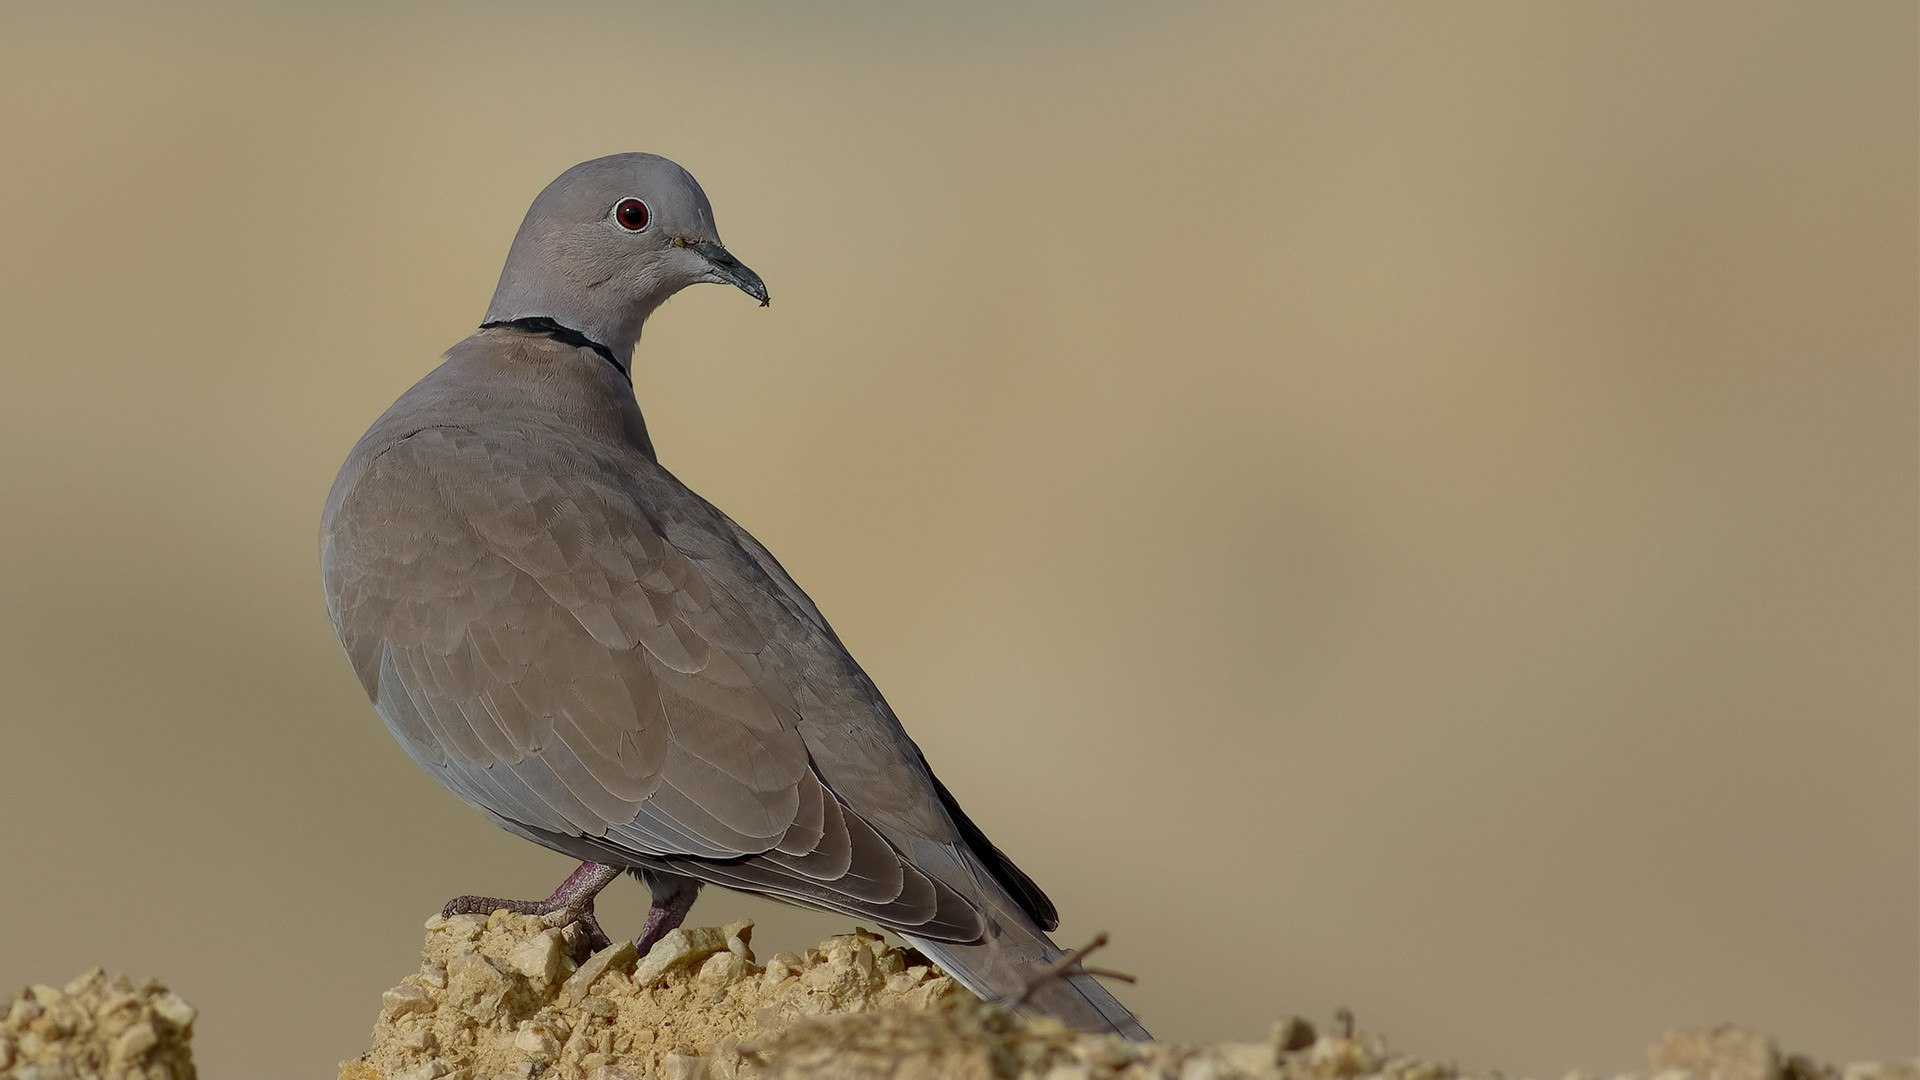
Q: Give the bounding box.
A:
[901,885,1151,1042]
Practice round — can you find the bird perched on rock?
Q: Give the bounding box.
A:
[320,153,1148,1041]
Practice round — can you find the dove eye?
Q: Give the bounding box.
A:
[612,197,651,232]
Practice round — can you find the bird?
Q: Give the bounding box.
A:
[319,152,1149,1041]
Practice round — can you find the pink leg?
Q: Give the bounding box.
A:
[443,860,622,956]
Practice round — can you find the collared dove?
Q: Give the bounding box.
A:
[320,153,1148,1040]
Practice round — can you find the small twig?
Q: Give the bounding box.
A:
[1013,931,1136,1007]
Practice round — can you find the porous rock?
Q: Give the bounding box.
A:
[0,968,196,1080]
[332,916,1920,1080]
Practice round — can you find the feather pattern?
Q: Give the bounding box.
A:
[322,329,1141,1038]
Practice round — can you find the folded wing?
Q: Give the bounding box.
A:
[322,423,992,941]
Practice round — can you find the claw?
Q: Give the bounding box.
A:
[438,861,624,962]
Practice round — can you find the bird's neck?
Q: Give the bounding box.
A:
[477,315,633,384]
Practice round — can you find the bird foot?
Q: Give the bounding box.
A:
[440,861,624,961]
[440,892,615,958]
[633,871,702,956]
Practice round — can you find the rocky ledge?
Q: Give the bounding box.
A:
[4,914,1913,1080]
[330,911,1920,1080]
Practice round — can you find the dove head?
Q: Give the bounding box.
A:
[484,153,767,363]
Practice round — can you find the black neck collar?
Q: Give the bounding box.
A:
[480,316,629,385]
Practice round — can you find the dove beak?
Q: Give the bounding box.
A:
[680,237,770,307]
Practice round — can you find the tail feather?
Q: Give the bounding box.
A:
[902,881,1151,1042]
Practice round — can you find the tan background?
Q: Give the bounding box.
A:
[0,3,1913,1077]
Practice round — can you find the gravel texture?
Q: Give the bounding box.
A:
[0,968,197,1080]
[6,914,1913,1080]
[328,911,1919,1080]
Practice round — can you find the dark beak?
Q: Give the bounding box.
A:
[684,238,769,306]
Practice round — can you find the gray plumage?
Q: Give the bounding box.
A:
[321,153,1147,1040]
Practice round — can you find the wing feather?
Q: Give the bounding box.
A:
[322,415,1023,942]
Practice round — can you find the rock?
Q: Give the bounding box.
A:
[440,914,486,943]
[512,1022,559,1060]
[6,999,42,1028]
[0,968,197,1079]
[1651,1027,1783,1080]
[661,1052,705,1079]
[561,939,639,1006]
[506,929,566,985]
[151,991,197,1031]
[110,1021,159,1066]
[763,953,802,985]
[1841,1065,1920,1080]
[723,920,756,962]
[381,985,434,1018]
[323,909,1918,1080]
[444,954,510,1023]
[698,950,752,988]
[632,926,730,988]
[1216,1039,1280,1072]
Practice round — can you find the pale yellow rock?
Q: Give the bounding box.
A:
[512,1021,559,1060]
[1651,1027,1782,1080]
[561,939,639,1006]
[1214,1040,1279,1073]
[382,984,434,1018]
[720,919,755,960]
[444,953,509,1021]
[111,1020,159,1065]
[506,928,566,984]
[1846,1066,1920,1080]
[698,950,752,987]
[7,998,42,1027]
[324,909,1920,1080]
[1312,1032,1382,1078]
[1,968,197,1079]
[440,913,486,942]
[1843,1066,1920,1080]
[662,1052,705,1079]
[632,925,731,988]
[902,976,961,1011]
[1179,1058,1222,1080]
[1071,1034,1131,1070]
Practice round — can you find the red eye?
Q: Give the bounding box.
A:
[613,197,651,232]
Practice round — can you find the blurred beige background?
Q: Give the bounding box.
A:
[0,2,1913,1076]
